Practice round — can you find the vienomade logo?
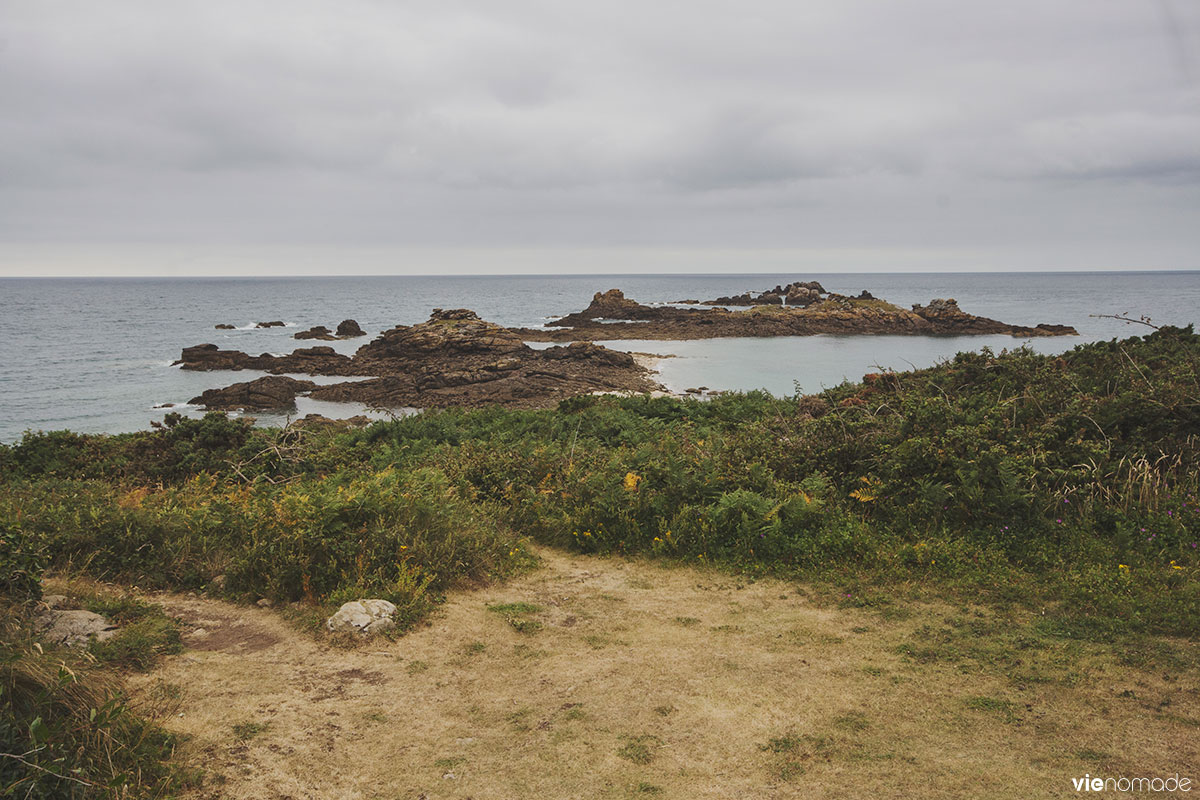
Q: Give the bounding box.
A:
[1072,773,1191,793]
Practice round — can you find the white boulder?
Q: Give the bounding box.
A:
[326,599,398,635]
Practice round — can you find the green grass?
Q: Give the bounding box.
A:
[487,601,544,633]
[963,695,1020,724]
[617,735,662,765]
[0,609,197,798]
[232,721,270,741]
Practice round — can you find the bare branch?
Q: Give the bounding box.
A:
[1089,313,1160,330]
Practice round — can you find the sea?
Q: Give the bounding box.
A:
[2,271,1198,443]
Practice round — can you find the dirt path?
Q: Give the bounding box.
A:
[132,548,1198,799]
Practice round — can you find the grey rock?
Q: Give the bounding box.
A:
[326,599,398,635]
[35,609,118,649]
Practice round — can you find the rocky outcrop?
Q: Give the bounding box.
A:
[336,319,365,337]
[327,599,398,635]
[295,325,337,341]
[550,290,664,327]
[255,321,286,328]
[511,288,1077,342]
[294,320,367,340]
[175,344,359,375]
[215,324,236,330]
[182,309,663,411]
[909,298,1076,335]
[355,309,528,364]
[684,281,828,307]
[190,376,318,410]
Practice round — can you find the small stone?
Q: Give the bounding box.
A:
[256,598,273,608]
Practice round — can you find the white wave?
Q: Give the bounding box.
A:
[231,321,299,330]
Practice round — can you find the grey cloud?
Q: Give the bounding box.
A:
[1,0,1198,269]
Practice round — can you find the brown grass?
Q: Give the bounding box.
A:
[130,548,1199,799]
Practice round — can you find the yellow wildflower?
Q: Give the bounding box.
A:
[623,472,642,492]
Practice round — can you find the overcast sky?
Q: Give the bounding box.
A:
[2,0,1199,275]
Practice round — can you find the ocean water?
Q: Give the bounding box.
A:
[2,271,1198,443]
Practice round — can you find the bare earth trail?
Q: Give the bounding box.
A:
[133,548,1198,800]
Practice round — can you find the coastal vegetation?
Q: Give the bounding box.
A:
[2,326,1198,795]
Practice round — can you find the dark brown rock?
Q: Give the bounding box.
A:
[215,324,236,330]
[186,309,663,411]
[174,344,358,375]
[355,310,527,363]
[190,376,317,410]
[336,319,366,337]
[255,321,286,328]
[548,290,663,326]
[513,289,1077,341]
[295,325,337,340]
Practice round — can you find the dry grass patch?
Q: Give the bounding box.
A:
[128,547,1198,799]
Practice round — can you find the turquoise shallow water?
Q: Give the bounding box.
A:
[2,271,1198,442]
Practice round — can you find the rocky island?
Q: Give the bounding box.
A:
[511,284,1078,341]
[177,285,1077,412]
[178,308,663,411]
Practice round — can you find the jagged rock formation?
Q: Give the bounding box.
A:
[684,281,828,307]
[255,321,286,328]
[511,288,1078,342]
[180,309,662,410]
